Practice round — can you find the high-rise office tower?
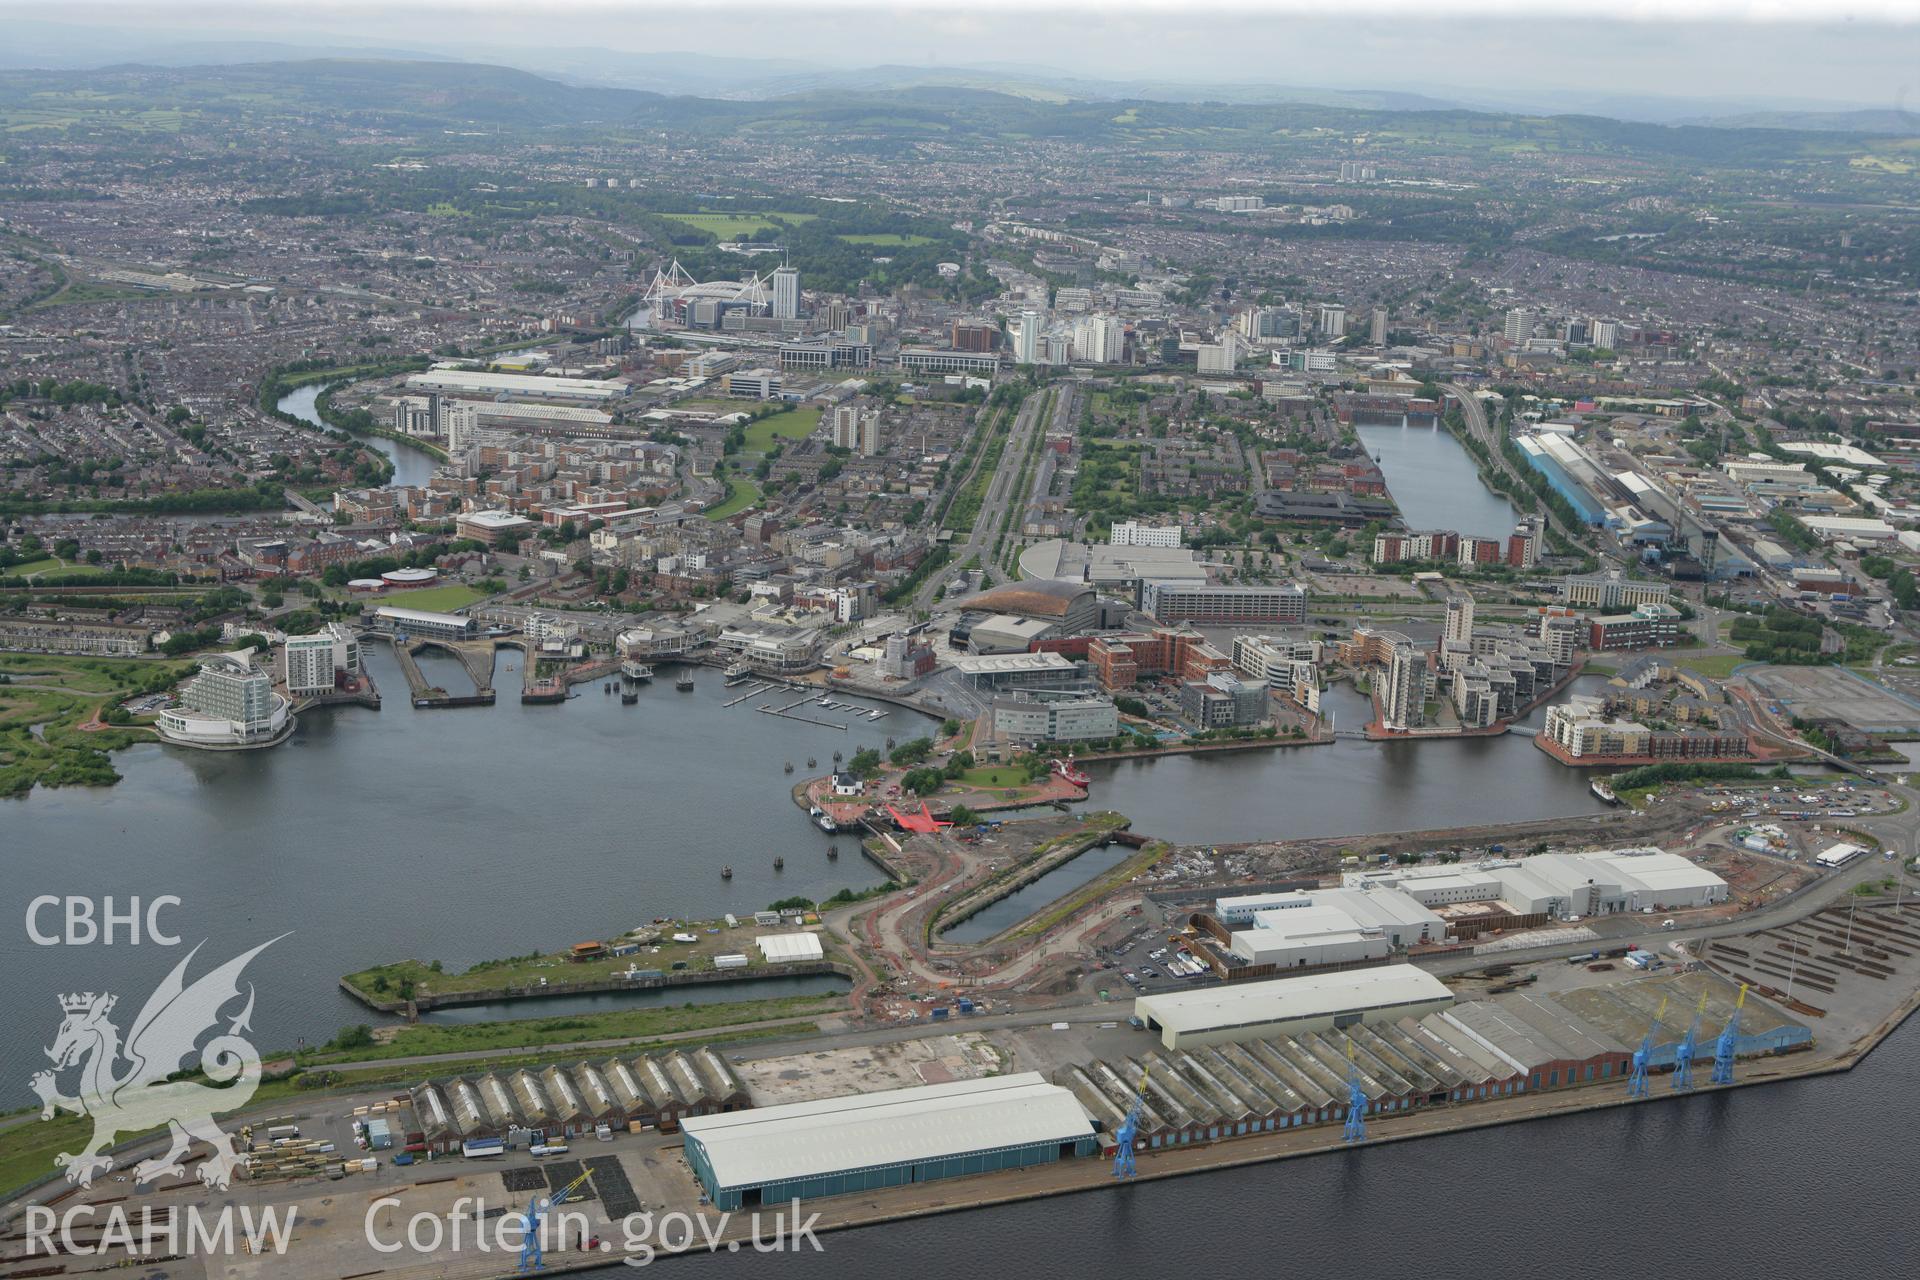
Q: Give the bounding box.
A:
[771,265,800,321]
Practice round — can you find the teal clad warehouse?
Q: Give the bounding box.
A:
[681,1073,1098,1210]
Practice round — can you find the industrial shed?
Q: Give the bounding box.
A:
[756,932,825,963]
[1135,964,1455,1049]
[681,1073,1097,1210]
[1066,979,1808,1165]
[1443,999,1632,1091]
[405,1047,756,1150]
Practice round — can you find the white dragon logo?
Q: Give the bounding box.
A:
[29,937,283,1190]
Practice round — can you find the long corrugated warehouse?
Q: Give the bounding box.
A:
[681,1073,1097,1210]
[1134,964,1455,1049]
[1068,975,1809,1160]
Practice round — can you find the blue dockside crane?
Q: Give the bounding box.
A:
[1627,996,1669,1099]
[1112,1065,1149,1179]
[1671,993,1710,1093]
[1342,1038,1368,1144]
[1710,985,1749,1086]
[519,1165,595,1273]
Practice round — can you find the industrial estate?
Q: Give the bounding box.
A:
[2,10,1920,1280]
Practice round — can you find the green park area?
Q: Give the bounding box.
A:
[378,583,486,613]
[1,557,105,578]
[957,764,1033,790]
[742,406,821,453]
[659,211,818,238]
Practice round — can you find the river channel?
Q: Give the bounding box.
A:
[277,383,438,488]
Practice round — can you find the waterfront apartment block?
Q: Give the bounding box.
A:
[1380,638,1430,731]
[1373,517,1541,569]
[1087,627,1232,692]
[285,623,361,696]
[1230,633,1318,693]
[1542,694,1749,763]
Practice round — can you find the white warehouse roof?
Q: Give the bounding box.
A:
[949,651,1077,677]
[408,369,627,401]
[755,932,825,963]
[1529,847,1727,903]
[681,1073,1093,1190]
[370,606,474,628]
[1135,964,1452,1039]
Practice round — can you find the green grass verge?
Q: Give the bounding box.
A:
[957,765,1033,789]
[705,475,762,521]
[303,992,843,1065]
[1677,653,1754,679]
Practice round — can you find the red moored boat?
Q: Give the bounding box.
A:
[1052,757,1090,788]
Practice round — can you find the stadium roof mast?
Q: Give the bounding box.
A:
[641,261,770,321]
[642,259,698,313]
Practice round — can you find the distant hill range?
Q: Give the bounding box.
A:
[0,57,1912,161]
[2,21,1912,135]
[1669,108,1920,135]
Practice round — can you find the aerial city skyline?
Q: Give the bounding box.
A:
[0,5,1915,1278]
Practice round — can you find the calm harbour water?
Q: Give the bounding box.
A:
[2,648,919,1097]
[1359,420,1518,540]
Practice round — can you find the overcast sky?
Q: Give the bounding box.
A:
[10,2,1920,108]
